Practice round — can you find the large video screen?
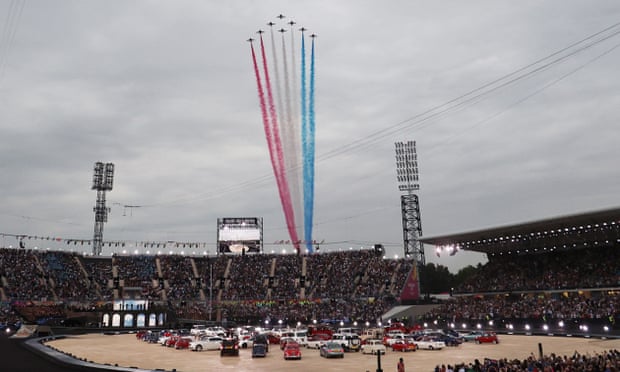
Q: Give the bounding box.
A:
[218,217,261,254]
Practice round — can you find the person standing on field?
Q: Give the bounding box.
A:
[398,357,405,372]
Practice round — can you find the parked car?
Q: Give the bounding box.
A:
[462,331,484,342]
[189,336,224,351]
[331,333,361,352]
[306,334,330,349]
[414,336,446,350]
[206,326,227,337]
[253,334,270,352]
[266,333,281,345]
[281,329,309,347]
[239,335,254,349]
[252,343,267,358]
[442,329,463,339]
[475,332,499,344]
[165,335,181,348]
[283,342,302,360]
[158,332,174,346]
[320,342,345,358]
[391,340,417,352]
[382,333,407,346]
[436,334,463,346]
[190,325,207,335]
[360,339,386,355]
[220,339,240,356]
[280,337,297,350]
[144,331,161,343]
[174,336,192,350]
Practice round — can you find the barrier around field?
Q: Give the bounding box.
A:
[22,334,174,372]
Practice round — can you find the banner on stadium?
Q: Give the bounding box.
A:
[399,265,420,301]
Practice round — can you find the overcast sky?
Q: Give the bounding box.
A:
[1,1,619,272]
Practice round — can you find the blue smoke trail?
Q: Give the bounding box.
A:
[304,37,316,253]
[300,32,311,253]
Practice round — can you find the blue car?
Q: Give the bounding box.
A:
[252,343,267,358]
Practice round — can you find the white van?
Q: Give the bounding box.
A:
[337,327,360,336]
[331,333,361,352]
[190,325,206,335]
[281,329,308,346]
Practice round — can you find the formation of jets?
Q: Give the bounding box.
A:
[247,14,316,42]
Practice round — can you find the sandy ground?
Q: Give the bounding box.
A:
[46,333,620,372]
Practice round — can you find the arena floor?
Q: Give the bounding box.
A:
[46,333,620,372]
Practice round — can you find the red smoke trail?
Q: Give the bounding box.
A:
[250,43,279,194]
[258,36,301,251]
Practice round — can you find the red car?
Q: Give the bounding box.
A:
[475,332,499,344]
[267,333,281,345]
[175,337,192,349]
[283,342,302,360]
[166,335,181,347]
[280,337,296,350]
[391,340,417,352]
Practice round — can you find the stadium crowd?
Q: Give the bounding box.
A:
[435,349,620,372]
[1,245,619,330]
[423,291,620,325]
[456,246,620,294]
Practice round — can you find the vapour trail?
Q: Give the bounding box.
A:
[304,36,317,253]
[268,26,285,135]
[249,42,282,225]
[300,32,310,251]
[258,35,300,251]
[288,25,304,249]
[279,29,303,244]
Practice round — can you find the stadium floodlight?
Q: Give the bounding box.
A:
[91,161,114,255]
[395,141,419,192]
[394,141,425,270]
[92,162,104,190]
[103,163,114,191]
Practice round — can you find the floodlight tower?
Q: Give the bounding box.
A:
[91,162,114,256]
[395,141,425,265]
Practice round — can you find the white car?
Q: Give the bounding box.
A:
[361,339,386,355]
[239,336,254,349]
[205,327,227,337]
[158,334,173,346]
[385,333,407,346]
[190,325,207,336]
[415,337,446,350]
[189,336,224,351]
[306,336,328,349]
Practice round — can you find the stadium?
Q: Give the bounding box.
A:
[2,206,619,371]
[2,3,619,372]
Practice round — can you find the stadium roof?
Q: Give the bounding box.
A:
[419,206,620,257]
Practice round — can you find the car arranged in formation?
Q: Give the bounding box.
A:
[461,331,484,342]
[283,342,302,360]
[174,336,192,350]
[239,335,254,349]
[360,339,386,355]
[306,334,330,349]
[220,339,240,356]
[280,337,297,350]
[331,333,361,352]
[414,336,446,350]
[189,336,224,351]
[391,339,417,352]
[475,332,499,344]
[320,342,345,358]
[435,334,463,347]
[251,343,267,358]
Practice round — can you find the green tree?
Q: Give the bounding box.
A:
[419,263,454,295]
